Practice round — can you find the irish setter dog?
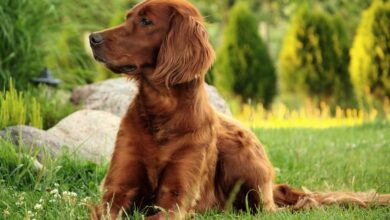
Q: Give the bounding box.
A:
[89,0,389,219]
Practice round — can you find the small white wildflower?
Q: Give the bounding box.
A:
[50,189,59,194]
[81,197,91,203]
[62,191,77,197]
[39,198,44,203]
[34,203,43,211]
[49,199,56,203]
[80,196,92,206]
[27,211,34,217]
[19,195,25,201]
[54,183,60,187]
[15,201,25,206]
[53,193,61,199]
[62,191,77,204]
[2,209,10,216]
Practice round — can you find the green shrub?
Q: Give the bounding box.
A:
[214,2,276,107]
[0,0,139,90]
[25,85,78,129]
[44,0,135,89]
[0,79,43,130]
[349,0,390,105]
[278,6,352,106]
[0,78,78,130]
[0,0,54,90]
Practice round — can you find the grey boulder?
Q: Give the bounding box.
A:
[71,77,231,116]
[0,110,120,164]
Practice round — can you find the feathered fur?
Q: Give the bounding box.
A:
[89,1,390,219]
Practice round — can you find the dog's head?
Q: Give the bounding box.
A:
[90,0,214,87]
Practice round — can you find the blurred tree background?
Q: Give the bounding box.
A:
[214,2,276,108]
[349,0,390,107]
[278,5,352,107]
[0,0,389,127]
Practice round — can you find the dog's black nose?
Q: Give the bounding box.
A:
[89,33,104,46]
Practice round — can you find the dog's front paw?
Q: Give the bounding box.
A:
[90,205,103,220]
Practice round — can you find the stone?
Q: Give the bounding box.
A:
[71,77,231,116]
[0,110,120,164]
[1,78,231,165]
[47,110,120,163]
[0,125,66,160]
[204,84,231,116]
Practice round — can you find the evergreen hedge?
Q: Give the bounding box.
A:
[278,6,351,105]
[214,1,276,107]
[349,0,390,104]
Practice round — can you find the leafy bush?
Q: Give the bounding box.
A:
[44,0,135,89]
[0,79,43,130]
[278,6,352,106]
[214,2,276,107]
[25,85,78,129]
[0,0,54,90]
[0,0,139,90]
[349,0,390,105]
[0,79,76,130]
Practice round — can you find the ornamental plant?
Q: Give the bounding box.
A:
[214,1,276,108]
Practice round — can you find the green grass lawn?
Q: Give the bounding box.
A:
[1,122,389,219]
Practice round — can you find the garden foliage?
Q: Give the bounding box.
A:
[24,85,78,130]
[0,79,43,130]
[0,0,137,90]
[44,0,137,89]
[0,0,53,90]
[349,0,390,105]
[278,6,351,106]
[0,79,76,130]
[214,1,276,107]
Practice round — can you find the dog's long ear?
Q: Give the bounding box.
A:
[152,11,215,86]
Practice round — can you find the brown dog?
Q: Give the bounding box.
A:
[89,0,389,219]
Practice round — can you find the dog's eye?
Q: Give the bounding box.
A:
[140,17,153,26]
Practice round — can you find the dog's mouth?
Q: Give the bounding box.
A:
[109,65,138,74]
[118,65,137,73]
[94,55,137,74]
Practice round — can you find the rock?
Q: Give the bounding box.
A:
[71,77,231,116]
[47,110,120,163]
[0,110,120,164]
[32,158,44,170]
[204,84,231,116]
[0,125,66,160]
[1,78,231,164]
[71,78,138,117]
[18,154,44,170]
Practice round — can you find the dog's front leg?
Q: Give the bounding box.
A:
[147,145,208,220]
[92,135,146,220]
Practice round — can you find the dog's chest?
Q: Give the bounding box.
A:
[141,143,176,190]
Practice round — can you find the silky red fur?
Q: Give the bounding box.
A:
[90,0,389,219]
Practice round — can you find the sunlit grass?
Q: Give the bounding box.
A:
[235,101,390,129]
[1,123,389,219]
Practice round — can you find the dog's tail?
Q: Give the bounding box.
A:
[273,184,390,210]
